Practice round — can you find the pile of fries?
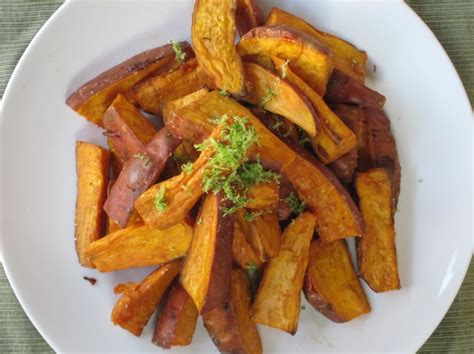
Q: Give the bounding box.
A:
[68,0,401,352]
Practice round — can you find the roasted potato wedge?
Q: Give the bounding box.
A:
[245,180,279,211]
[304,239,370,322]
[162,90,363,240]
[84,223,192,272]
[236,0,264,36]
[252,212,316,334]
[135,126,220,229]
[283,151,363,242]
[104,127,181,227]
[75,142,111,268]
[266,7,367,81]
[355,168,400,292]
[134,58,210,115]
[325,69,386,108]
[107,208,143,234]
[365,108,401,207]
[103,94,157,163]
[326,104,366,182]
[111,260,181,336]
[66,42,192,126]
[203,269,263,354]
[238,25,334,95]
[163,90,297,169]
[192,0,245,95]
[272,56,356,163]
[243,62,319,137]
[237,210,281,262]
[181,193,235,313]
[152,283,198,349]
[232,222,263,271]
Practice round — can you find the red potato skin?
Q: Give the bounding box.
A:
[365,107,401,207]
[66,42,194,126]
[104,127,181,227]
[277,175,297,220]
[152,282,198,349]
[236,0,264,36]
[304,274,346,323]
[327,104,365,183]
[201,194,236,314]
[204,299,242,352]
[324,69,386,108]
[103,105,145,163]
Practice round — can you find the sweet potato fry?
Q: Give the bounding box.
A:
[66,42,193,126]
[365,108,401,207]
[232,222,263,271]
[243,62,319,137]
[134,58,210,115]
[266,7,367,81]
[111,260,181,336]
[203,269,263,354]
[75,142,110,268]
[237,210,281,262]
[152,283,198,349]
[245,181,279,211]
[163,90,297,169]
[304,239,370,322]
[236,0,264,36]
[84,223,192,272]
[163,88,214,144]
[252,212,316,334]
[324,69,386,108]
[192,0,245,95]
[283,151,363,241]
[355,168,400,292]
[162,91,363,240]
[104,127,181,227]
[238,25,334,95]
[103,93,157,163]
[107,209,143,234]
[325,104,366,182]
[272,56,356,163]
[181,193,235,313]
[134,128,218,229]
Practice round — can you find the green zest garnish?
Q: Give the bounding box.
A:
[272,117,283,130]
[219,89,229,97]
[134,152,152,166]
[244,210,256,221]
[285,192,306,215]
[196,217,203,225]
[247,261,258,274]
[259,87,277,108]
[244,210,264,222]
[195,115,279,216]
[155,187,167,211]
[181,162,193,175]
[171,40,186,63]
[280,59,290,79]
[297,127,311,146]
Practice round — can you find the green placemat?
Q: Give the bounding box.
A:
[0,0,472,352]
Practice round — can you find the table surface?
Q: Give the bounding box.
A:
[0,0,472,352]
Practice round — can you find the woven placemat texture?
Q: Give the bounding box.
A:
[0,0,472,352]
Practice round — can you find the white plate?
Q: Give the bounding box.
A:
[1,0,472,352]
